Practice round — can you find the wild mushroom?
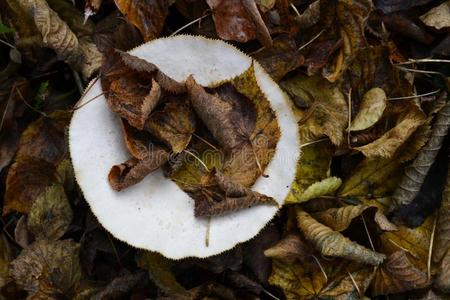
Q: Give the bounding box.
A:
[69,35,300,259]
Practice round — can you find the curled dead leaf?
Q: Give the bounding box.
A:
[296,209,385,265]
[350,87,387,131]
[264,233,312,264]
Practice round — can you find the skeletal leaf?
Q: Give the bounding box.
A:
[354,106,425,158]
[264,233,313,263]
[350,88,387,131]
[101,50,183,130]
[371,250,430,296]
[19,0,102,78]
[379,215,434,272]
[114,0,174,41]
[27,184,73,241]
[10,239,81,299]
[136,251,187,295]
[281,75,347,145]
[269,256,374,300]
[145,98,196,153]
[392,101,450,208]
[286,140,333,203]
[297,209,385,265]
[420,1,450,30]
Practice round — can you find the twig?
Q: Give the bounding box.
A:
[361,215,375,251]
[395,58,450,65]
[184,150,210,172]
[300,138,328,148]
[193,133,218,150]
[428,214,437,281]
[298,29,325,51]
[395,66,445,76]
[16,85,48,118]
[71,92,105,111]
[289,3,301,17]
[387,89,441,101]
[388,238,419,258]
[347,88,352,148]
[311,255,328,282]
[347,270,362,297]
[170,14,210,37]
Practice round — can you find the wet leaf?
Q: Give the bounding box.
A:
[114,0,174,41]
[145,98,196,153]
[354,106,426,158]
[350,88,387,131]
[264,233,313,264]
[27,184,73,241]
[420,1,450,30]
[136,251,188,295]
[392,102,450,209]
[371,251,430,296]
[286,140,334,204]
[269,256,374,300]
[101,50,184,130]
[281,75,347,145]
[297,209,385,265]
[10,239,81,299]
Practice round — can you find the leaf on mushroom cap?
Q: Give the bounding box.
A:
[69,35,300,258]
[101,49,184,130]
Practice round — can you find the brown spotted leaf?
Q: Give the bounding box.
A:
[27,184,73,241]
[114,0,174,41]
[371,251,430,296]
[145,98,196,153]
[10,239,81,299]
[101,50,184,130]
[296,209,385,265]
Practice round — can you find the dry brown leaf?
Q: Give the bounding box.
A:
[0,234,12,288]
[420,1,450,30]
[264,233,313,264]
[349,87,387,131]
[185,168,277,217]
[313,205,372,232]
[354,107,425,158]
[433,161,450,264]
[296,209,385,265]
[19,0,102,78]
[10,239,81,299]
[281,75,347,145]
[145,98,196,153]
[27,184,73,241]
[101,50,184,130]
[371,250,430,296]
[114,0,174,41]
[295,0,320,28]
[392,101,450,208]
[241,0,272,47]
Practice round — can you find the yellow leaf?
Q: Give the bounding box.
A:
[296,209,385,265]
[296,177,342,203]
[350,87,387,131]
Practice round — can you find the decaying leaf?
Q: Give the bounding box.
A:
[379,215,434,272]
[136,251,188,296]
[295,0,320,29]
[354,105,425,158]
[19,0,102,78]
[145,98,196,153]
[371,250,430,296]
[286,140,333,203]
[114,0,174,41]
[101,50,184,130]
[264,233,313,264]
[0,234,12,288]
[281,75,347,145]
[350,87,387,131]
[420,1,450,30]
[299,177,342,203]
[10,239,81,299]
[186,168,277,217]
[269,256,375,300]
[297,209,385,265]
[392,101,450,209]
[108,124,169,191]
[27,184,73,241]
[435,248,450,292]
[313,205,373,232]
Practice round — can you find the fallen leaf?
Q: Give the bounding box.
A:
[264,233,313,264]
[350,88,387,131]
[381,14,434,45]
[435,248,450,292]
[297,209,385,265]
[114,0,174,41]
[101,50,184,130]
[420,1,450,30]
[14,215,32,249]
[91,272,146,300]
[286,140,334,204]
[0,234,12,288]
[10,239,81,299]
[241,0,272,47]
[373,0,434,14]
[313,205,374,232]
[27,184,73,241]
[372,250,430,296]
[252,34,304,81]
[392,101,450,208]
[295,0,320,29]
[281,75,347,145]
[136,251,188,296]
[19,0,102,78]
[297,177,343,203]
[354,106,425,158]
[269,256,374,300]
[434,161,450,264]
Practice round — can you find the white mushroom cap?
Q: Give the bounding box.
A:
[69,35,300,259]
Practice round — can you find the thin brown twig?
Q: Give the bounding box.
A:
[428,214,437,281]
[311,255,328,282]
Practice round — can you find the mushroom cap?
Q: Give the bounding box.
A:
[69,35,300,259]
